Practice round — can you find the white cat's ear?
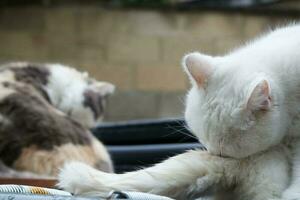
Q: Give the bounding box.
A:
[182,52,214,88]
[247,80,271,111]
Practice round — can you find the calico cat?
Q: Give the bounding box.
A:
[58,24,300,200]
[0,62,114,177]
[1,62,115,128]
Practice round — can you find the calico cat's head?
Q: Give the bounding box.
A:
[45,64,115,128]
[183,52,287,158]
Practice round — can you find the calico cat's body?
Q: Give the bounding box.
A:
[58,24,300,199]
[0,62,114,177]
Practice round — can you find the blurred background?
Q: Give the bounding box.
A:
[0,0,299,122]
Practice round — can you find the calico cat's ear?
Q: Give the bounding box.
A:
[83,82,115,120]
[87,81,115,96]
[247,80,271,111]
[182,52,215,88]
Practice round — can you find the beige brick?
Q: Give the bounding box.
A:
[127,10,180,36]
[76,8,109,46]
[136,65,187,92]
[47,43,79,64]
[182,13,244,39]
[158,92,185,118]
[0,7,45,31]
[79,63,133,90]
[105,91,159,121]
[243,16,296,42]
[162,35,216,65]
[243,16,272,40]
[107,35,160,63]
[77,9,133,46]
[44,7,79,62]
[214,36,245,55]
[0,31,48,61]
[45,7,77,35]
[77,45,106,65]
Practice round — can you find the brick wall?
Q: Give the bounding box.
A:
[0,6,298,121]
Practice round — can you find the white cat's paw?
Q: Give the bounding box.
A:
[58,161,110,196]
[58,161,93,194]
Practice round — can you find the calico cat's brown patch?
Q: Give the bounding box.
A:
[0,160,47,178]
[9,65,50,102]
[83,89,105,119]
[10,65,49,85]
[0,82,92,167]
[0,63,49,85]
[14,141,112,175]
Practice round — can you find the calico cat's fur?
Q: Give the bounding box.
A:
[2,62,115,128]
[0,62,114,177]
[58,24,300,200]
[0,160,51,178]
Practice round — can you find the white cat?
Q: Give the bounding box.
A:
[58,24,300,199]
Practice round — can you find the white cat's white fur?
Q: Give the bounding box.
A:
[58,24,300,199]
[45,64,115,128]
[58,146,290,200]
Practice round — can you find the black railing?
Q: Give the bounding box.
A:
[92,118,204,172]
[92,118,196,145]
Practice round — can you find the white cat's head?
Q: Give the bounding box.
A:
[183,52,287,158]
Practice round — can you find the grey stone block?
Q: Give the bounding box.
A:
[157,92,185,119]
[105,91,160,121]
